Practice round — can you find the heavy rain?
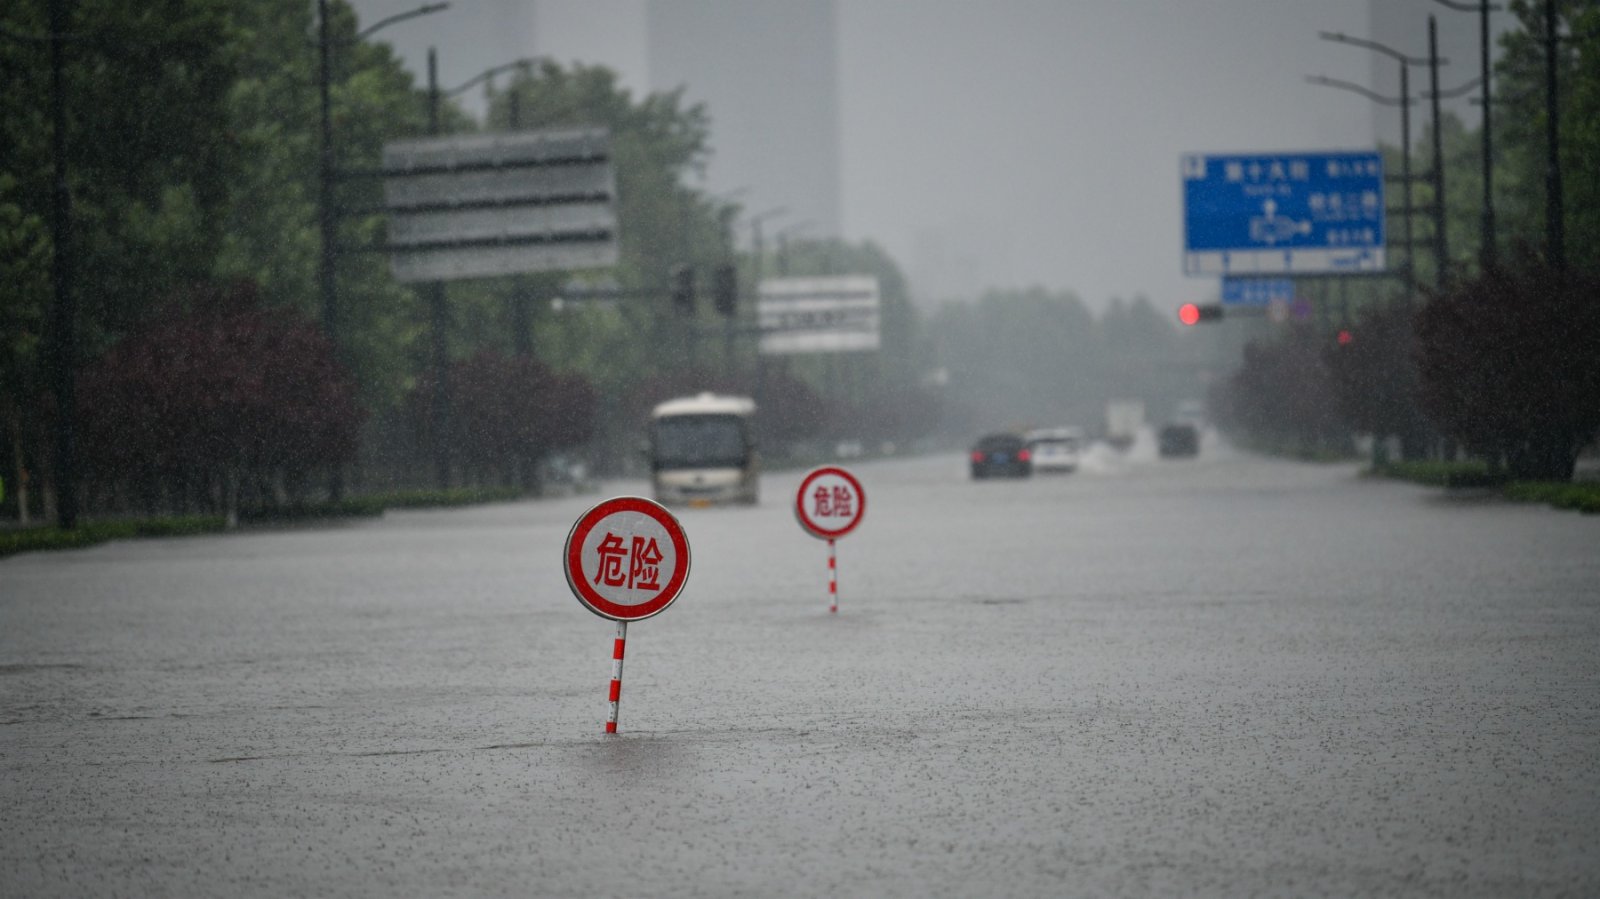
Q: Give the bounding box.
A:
[3,1,1599,896]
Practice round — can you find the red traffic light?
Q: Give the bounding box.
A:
[1178,303,1222,325]
[1337,329,1353,346]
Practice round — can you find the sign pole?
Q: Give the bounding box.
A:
[606,619,627,734]
[563,495,691,735]
[794,466,865,615]
[828,538,837,614]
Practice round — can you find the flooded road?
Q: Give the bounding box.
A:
[4,445,1599,896]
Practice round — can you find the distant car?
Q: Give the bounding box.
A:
[1158,422,1200,458]
[1025,427,1084,474]
[970,433,1031,479]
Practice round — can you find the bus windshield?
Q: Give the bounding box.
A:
[652,415,749,470]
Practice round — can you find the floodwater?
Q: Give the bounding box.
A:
[4,442,1598,896]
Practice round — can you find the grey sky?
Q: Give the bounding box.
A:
[352,0,1498,311]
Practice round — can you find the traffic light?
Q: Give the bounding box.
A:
[1178,302,1223,325]
[670,265,695,316]
[712,263,738,318]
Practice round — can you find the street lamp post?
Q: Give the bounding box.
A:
[775,220,815,277]
[1431,0,1501,267]
[746,207,787,413]
[421,51,541,489]
[1304,73,1417,306]
[1428,16,1449,286]
[1543,0,1564,274]
[1317,30,1445,303]
[316,0,446,500]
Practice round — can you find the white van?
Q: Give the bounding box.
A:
[647,393,760,506]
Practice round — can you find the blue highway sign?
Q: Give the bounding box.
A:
[1182,151,1385,276]
[1221,277,1294,306]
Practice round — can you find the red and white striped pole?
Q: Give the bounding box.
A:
[828,538,838,614]
[606,620,627,733]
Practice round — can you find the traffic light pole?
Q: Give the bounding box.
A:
[425,48,452,489]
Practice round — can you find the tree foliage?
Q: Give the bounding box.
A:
[1415,252,1600,481]
[1323,302,1428,458]
[410,351,596,481]
[77,281,362,499]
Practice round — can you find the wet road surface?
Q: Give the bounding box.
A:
[4,444,1599,896]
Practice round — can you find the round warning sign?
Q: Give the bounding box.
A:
[794,466,866,540]
[564,496,691,621]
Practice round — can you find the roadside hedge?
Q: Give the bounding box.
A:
[0,487,533,558]
[1374,461,1600,514]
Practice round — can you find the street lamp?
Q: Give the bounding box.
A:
[318,1,447,348]
[744,207,786,412]
[1431,0,1502,267]
[316,0,446,500]
[1317,29,1448,297]
[774,220,815,276]
[419,50,544,489]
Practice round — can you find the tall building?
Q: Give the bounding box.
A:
[647,0,842,242]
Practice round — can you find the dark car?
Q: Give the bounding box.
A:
[1158,422,1200,458]
[970,433,1032,479]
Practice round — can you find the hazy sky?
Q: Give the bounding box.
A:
[353,0,1499,311]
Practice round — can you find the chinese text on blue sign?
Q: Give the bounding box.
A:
[1182,151,1386,276]
[1221,277,1295,306]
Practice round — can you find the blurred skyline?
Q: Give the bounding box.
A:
[351,0,1498,311]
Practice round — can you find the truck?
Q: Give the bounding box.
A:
[1105,399,1145,451]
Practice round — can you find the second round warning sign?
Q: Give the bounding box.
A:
[794,466,866,540]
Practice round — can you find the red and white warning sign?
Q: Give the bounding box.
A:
[794,466,866,615]
[794,466,866,540]
[564,496,691,734]
[564,496,691,622]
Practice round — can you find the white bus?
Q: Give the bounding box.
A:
[647,393,760,506]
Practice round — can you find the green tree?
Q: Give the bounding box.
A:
[1416,252,1600,481]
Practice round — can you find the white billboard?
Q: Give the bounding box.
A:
[757,275,881,354]
[382,127,619,283]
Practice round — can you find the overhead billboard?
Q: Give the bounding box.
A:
[757,275,881,355]
[1182,151,1385,276]
[382,127,619,283]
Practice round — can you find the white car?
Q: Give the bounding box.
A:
[1025,427,1084,474]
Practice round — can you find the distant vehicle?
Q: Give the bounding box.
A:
[834,439,865,459]
[647,393,760,506]
[1105,399,1146,451]
[1175,398,1206,425]
[1158,422,1201,458]
[1025,427,1084,474]
[970,433,1032,479]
